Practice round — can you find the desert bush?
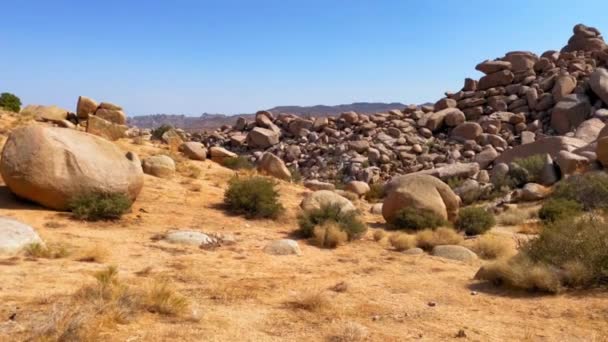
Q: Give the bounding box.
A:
[552,172,608,211]
[143,279,189,316]
[312,222,349,248]
[512,154,545,184]
[224,176,283,219]
[25,243,70,259]
[455,207,495,235]
[498,209,527,226]
[388,207,446,231]
[388,233,416,251]
[373,229,386,242]
[0,92,21,112]
[297,204,367,241]
[364,183,385,203]
[477,215,608,291]
[221,155,254,170]
[445,177,465,189]
[415,227,463,250]
[151,124,173,140]
[471,234,512,259]
[288,289,332,313]
[177,163,202,178]
[68,192,132,221]
[538,198,583,223]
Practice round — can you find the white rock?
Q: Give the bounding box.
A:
[0,217,43,254]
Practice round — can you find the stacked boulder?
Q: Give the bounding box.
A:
[192,24,608,190]
[78,96,129,141]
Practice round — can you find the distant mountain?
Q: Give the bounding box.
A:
[128,102,406,131]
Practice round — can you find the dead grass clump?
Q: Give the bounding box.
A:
[474,256,561,293]
[471,234,513,260]
[143,279,189,316]
[498,209,527,226]
[388,233,416,251]
[415,227,463,250]
[24,243,70,259]
[44,221,67,229]
[312,222,349,249]
[288,289,332,313]
[517,222,542,235]
[178,163,202,179]
[76,245,109,263]
[373,229,386,242]
[328,321,368,342]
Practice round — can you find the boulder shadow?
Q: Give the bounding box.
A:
[467,280,553,299]
[0,186,45,210]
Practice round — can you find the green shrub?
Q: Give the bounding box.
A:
[0,92,21,112]
[512,154,545,184]
[221,156,254,170]
[224,176,283,218]
[364,183,385,203]
[455,207,495,235]
[69,193,132,221]
[151,124,173,140]
[297,204,367,241]
[552,172,608,211]
[388,207,446,231]
[445,177,465,189]
[538,198,583,223]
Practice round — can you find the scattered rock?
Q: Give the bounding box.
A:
[263,239,301,256]
[431,245,478,262]
[0,217,43,255]
[142,155,176,178]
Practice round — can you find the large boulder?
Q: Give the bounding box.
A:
[180,142,207,161]
[142,155,176,178]
[590,68,608,105]
[575,118,605,143]
[0,125,144,210]
[247,127,279,148]
[0,217,43,255]
[87,115,128,141]
[209,146,237,163]
[22,105,68,122]
[382,174,460,223]
[94,108,126,125]
[408,163,480,183]
[300,190,356,213]
[478,70,514,90]
[494,136,587,165]
[550,94,591,134]
[344,181,370,197]
[451,122,482,141]
[76,96,98,119]
[257,152,291,180]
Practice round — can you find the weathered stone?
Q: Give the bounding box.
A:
[432,245,478,262]
[94,108,126,125]
[494,136,587,165]
[264,239,301,256]
[257,152,291,180]
[76,96,98,119]
[475,146,499,169]
[345,181,370,197]
[590,68,608,105]
[475,60,512,74]
[0,217,43,255]
[247,127,279,148]
[300,190,356,213]
[478,70,514,90]
[551,94,591,134]
[209,146,237,163]
[556,150,591,176]
[142,155,176,178]
[304,180,336,191]
[451,122,483,141]
[180,142,207,161]
[575,118,605,143]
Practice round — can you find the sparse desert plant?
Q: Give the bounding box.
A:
[178,163,202,178]
[373,229,386,242]
[312,222,349,248]
[471,234,513,259]
[24,243,70,259]
[388,207,446,231]
[221,155,254,170]
[329,322,368,342]
[288,289,332,313]
[143,279,189,316]
[455,207,495,235]
[0,92,21,112]
[538,198,583,223]
[151,124,173,140]
[512,154,545,184]
[552,172,608,211]
[69,192,132,221]
[76,245,109,263]
[498,209,527,226]
[364,183,385,203]
[474,255,561,293]
[388,233,416,251]
[224,176,283,219]
[415,227,463,250]
[297,204,367,241]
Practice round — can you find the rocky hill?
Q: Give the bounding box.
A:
[128,102,406,131]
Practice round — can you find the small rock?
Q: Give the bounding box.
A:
[263,239,301,256]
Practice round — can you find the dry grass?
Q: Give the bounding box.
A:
[178,163,202,179]
[498,209,527,226]
[517,222,542,235]
[44,221,67,229]
[373,229,386,242]
[415,227,463,250]
[388,233,416,251]
[288,289,332,313]
[328,321,369,342]
[76,245,110,263]
[475,257,561,293]
[312,222,348,248]
[561,260,594,287]
[143,279,190,316]
[24,243,70,259]
[470,234,514,260]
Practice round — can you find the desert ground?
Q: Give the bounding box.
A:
[0,113,606,342]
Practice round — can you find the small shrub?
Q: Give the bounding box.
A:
[224,176,283,219]
[69,192,132,221]
[538,198,583,223]
[297,204,367,241]
[388,207,445,231]
[388,233,416,251]
[471,234,513,260]
[475,255,561,293]
[144,280,189,316]
[221,156,254,170]
[288,289,332,313]
[0,92,21,112]
[498,209,527,226]
[76,245,109,263]
[512,154,545,184]
[415,227,463,250]
[455,207,495,235]
[25,243,70,259]
[373,229,386,242]
[151,124,173,140]
[445,177,465,189]
[364,183,385,203]
[552,172,608,211]
[312,222,348,249]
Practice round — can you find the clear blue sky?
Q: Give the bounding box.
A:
[2,0,608,116]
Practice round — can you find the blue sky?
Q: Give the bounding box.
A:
[2,0,608,116]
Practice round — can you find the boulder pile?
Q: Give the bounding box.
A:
[193,24,608,187]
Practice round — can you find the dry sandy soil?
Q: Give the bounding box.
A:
[0,113,607,341]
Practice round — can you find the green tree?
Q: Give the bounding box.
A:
[0,93,21,112]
